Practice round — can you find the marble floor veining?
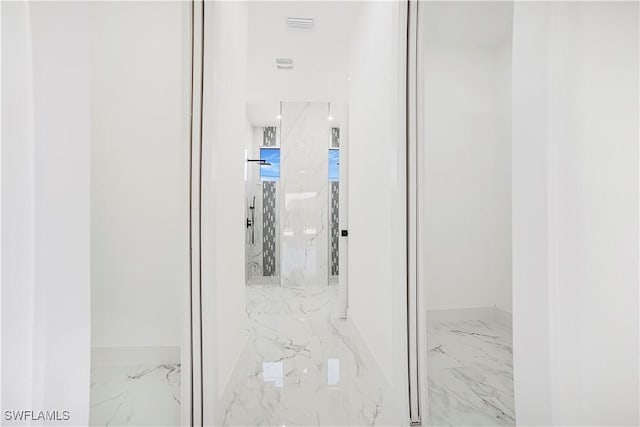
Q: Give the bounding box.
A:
[90,363,181,426]
[90,290,514,427]
[219,285,401,426]
[88,285,400,427]
[426,319,515,427]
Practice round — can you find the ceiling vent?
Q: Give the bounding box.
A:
[276,58,293,70]
[286,17,314,30]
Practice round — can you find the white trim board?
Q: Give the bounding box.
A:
[426,307,512,328]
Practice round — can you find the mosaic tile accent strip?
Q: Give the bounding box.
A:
[330,181,339,276]
[264,126,277,147]
[262,181,277,276]
[330,127,340,277]
[331,127,340,148]
[262,126,278,276]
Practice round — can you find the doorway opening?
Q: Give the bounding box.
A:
[199,1,411,425]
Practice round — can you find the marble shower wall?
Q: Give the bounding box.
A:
[245,125,282,282]
[280,102,329,287]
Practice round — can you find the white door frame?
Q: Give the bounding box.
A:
[185,1,204,425]
[185,1,427,425]
[407,0,430,424]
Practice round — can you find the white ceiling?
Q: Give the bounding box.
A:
[245,1,513,126]
[423,1,513,48]
[246,1,361,127]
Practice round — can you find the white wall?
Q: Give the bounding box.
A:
[511,4,555,424]
[347,1,408,422]
[2,2,91,424]
[89,2,187,351]
[200,2,249,423]
[423,38,512,313]
[512,2,639,425]
[2,1,37,415]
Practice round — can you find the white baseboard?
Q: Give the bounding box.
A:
[92,346,180,367]
[427,307,512,328]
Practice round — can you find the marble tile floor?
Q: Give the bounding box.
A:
[89,285,400,427]
[219,285,402,426]
[426,319,515,427]
[89,296,514,427]
[90,363,181,426]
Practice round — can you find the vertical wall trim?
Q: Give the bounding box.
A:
[406,0,422,424]
[413,0,432,423]
[188,1,204,425]
[188,1,195,423]
[547,5,562,423]
[197,2,205,423]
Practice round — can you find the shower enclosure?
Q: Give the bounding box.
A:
[245,102,340,287]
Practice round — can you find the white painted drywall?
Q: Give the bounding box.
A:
[512,2,639,425]
[422,19,512,314]
[89,2,187,351]
[548,3,639,425]
[347,1,409,422]
[2,1,37,415]
[511,4,555,424]
[2,2,91,424]
[551,5,638,423]
[200,3,249,423]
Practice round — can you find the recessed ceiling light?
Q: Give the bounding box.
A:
[276,114,282,120]
[328,115,334,121]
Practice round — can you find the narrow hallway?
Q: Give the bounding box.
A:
[219,286,401,426]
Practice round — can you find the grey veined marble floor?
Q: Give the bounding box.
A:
[90,363,181,426]
[220,285,401,426]
[426,319,515,427]
[88,285,400,427]
[89,290,514,427]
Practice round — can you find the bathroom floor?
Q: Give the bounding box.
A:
[219,285,401,426]
[89,294,514,427]
[426,319,515,426]
[88,285,400,427]
[90,363,181,426]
